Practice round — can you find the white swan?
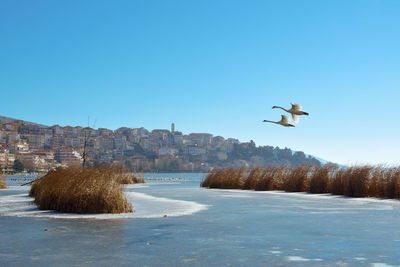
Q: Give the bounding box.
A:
[272,103,309,123]
[263,115,295,127]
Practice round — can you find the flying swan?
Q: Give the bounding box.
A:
[263,115,295,127]
[272,103,309,123]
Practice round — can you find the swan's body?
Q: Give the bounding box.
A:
[272,103,309,123]
[263,115,295,127]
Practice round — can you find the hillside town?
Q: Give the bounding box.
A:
[0,116,322,173]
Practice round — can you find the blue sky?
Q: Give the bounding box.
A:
[1,0,399,165]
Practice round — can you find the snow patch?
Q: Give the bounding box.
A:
[286,256,323,262]
[371,263,396,267]
[0,191,209,220]
[269,250,282,254]
[354,257,367,261]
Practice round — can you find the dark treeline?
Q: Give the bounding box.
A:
[226,141,322,167]
[91,142,323,173]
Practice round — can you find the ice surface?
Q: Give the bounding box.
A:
[0,189,209,219]
[1,174,400,266]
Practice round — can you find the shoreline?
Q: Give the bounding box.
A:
[201,166,400,200]
[0,184,209,219]
[206,187,400,204]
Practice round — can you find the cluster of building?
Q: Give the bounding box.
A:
[0,117,243,172]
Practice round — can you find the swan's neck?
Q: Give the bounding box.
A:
[275,106,289,112]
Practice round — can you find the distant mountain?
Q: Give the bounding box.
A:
[302,153,343,167]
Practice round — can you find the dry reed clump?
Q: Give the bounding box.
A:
[309,165,337,194]
[0,175,6,189]
[368,167,400,199]
[368,166,386,198]
[29,167,133,214]
[201,168,246,189]
[384,168,400,199]
[282,165,313,192]
[254,166,286,191]
[243,167,263,190]
[343,166,372,198]
[201,165,400,200]
[119,173,145,184]
[330,168,348,196]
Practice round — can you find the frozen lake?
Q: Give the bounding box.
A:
[1,173,400,266]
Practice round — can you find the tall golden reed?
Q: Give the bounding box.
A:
[282,165,313,192]
[0,175,6,189]
[309,165,337,194]
[201,165,400,199]
[119,173,145,184]
[29,167,141,213]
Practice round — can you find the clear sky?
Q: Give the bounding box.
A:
[1,0,399,165]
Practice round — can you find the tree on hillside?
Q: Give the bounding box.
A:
[82,118,97,168]
[124,159,133,170]
[20,159,36,172]
[13,159,24,172]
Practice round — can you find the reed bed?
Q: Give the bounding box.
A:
[202,168,246,189]
[0,175,6,189]
[29,167,140,213]
[120,173,145,184]
[201,165,400,199]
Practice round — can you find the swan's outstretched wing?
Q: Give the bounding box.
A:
[291,103,302,111]
[292,114,300,123]
[280,115,290,124]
